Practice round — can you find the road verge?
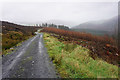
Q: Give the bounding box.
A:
[43,33,118,78]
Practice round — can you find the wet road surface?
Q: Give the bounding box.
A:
[2,33,57,78]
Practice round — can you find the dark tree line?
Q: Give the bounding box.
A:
[40,23,69,30]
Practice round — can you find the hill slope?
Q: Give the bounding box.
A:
[1,21,39,34]
[1,21,40,52]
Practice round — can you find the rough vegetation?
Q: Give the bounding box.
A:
[2,31,28,50]
[41,27,119,65]
[1,21,41,55]
[43,33,118,78]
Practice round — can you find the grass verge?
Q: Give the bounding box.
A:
[43,33,118,78]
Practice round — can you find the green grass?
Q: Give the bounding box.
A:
[43,33,118,78]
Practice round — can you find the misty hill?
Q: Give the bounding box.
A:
[71,16,118,36]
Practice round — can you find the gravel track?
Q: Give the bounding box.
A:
[2,33,57,78]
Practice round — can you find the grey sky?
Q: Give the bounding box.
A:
[1,2,118,27]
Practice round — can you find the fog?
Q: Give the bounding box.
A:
[1,1,118,27]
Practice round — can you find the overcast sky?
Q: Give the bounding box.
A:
[1,1,118,27]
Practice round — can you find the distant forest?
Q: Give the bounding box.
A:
[39,23,69,30]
